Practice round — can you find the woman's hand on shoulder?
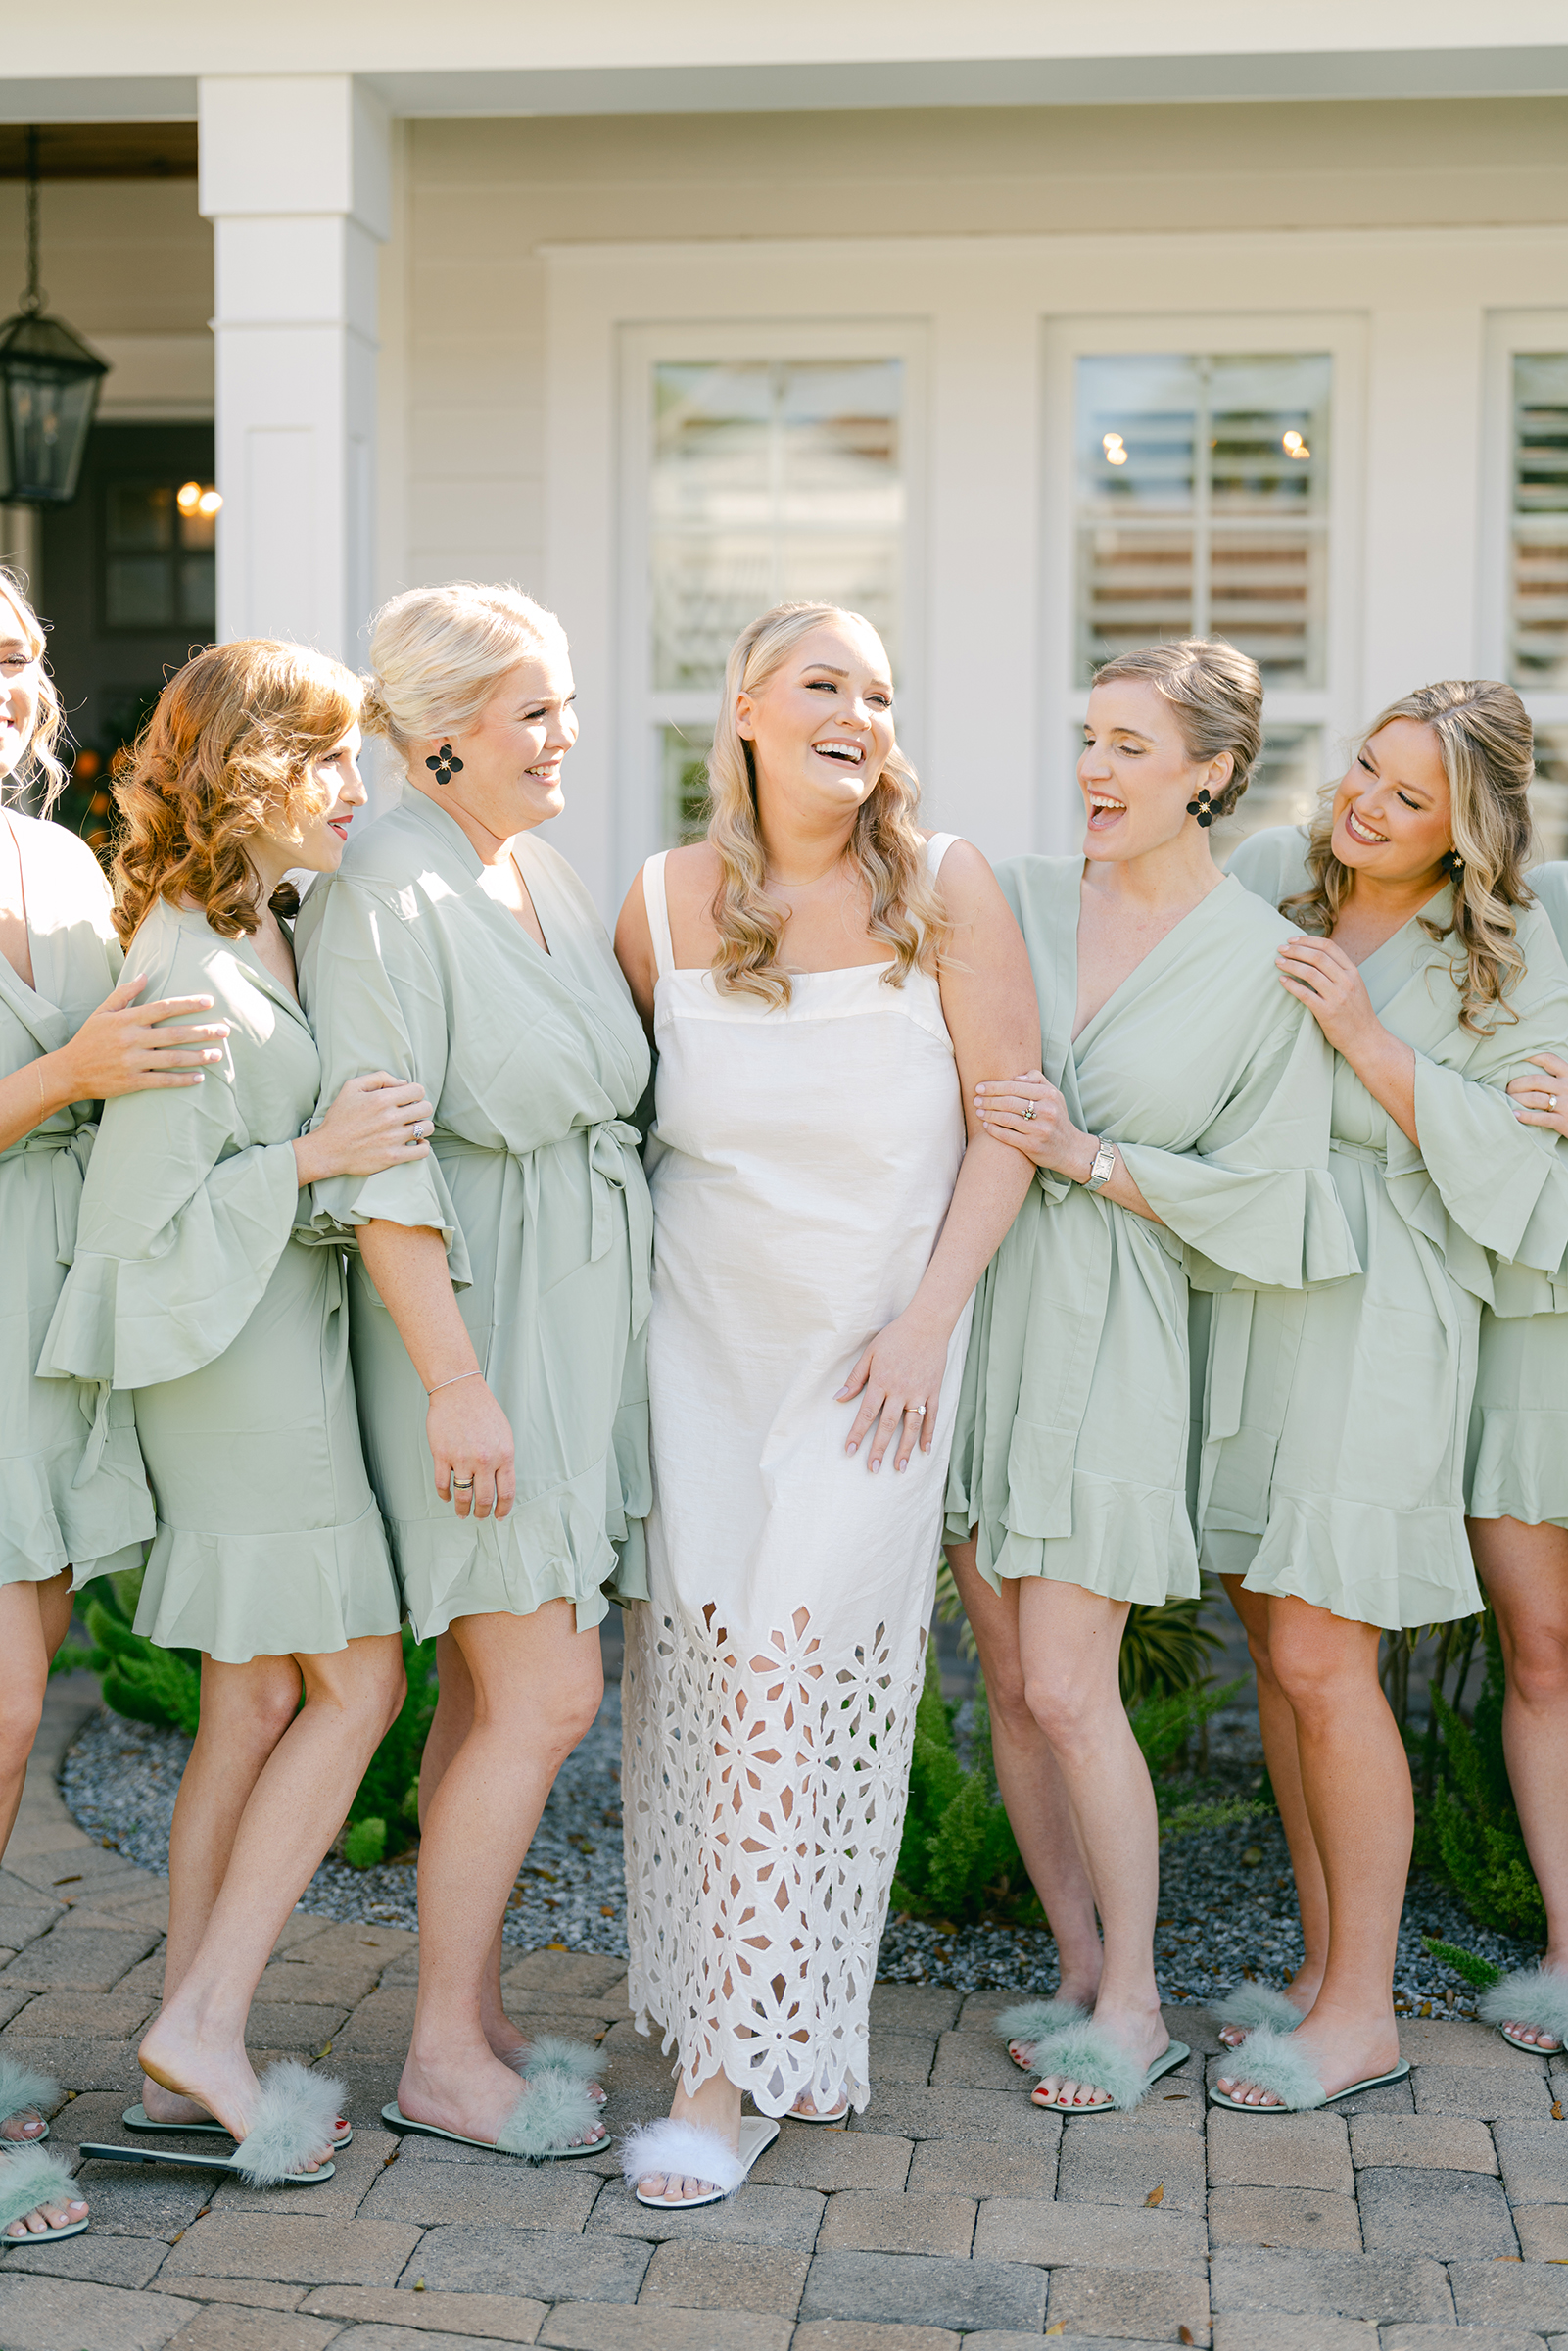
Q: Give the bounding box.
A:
[1274,933,1380,1055]
[1509,1050,1568,1137]
[294,1072,435,1187]
[50,975,231,1109]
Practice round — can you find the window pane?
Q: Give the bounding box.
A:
[661,724,713,847]
[106,482,173,552]
[1216,725,1325,857]
[1532,723,1568,864]
[650,358,903,691]
[105,556,173,629]
[1510,354,1568,692]
[1075,352,1331,687]
[178,552,216,628]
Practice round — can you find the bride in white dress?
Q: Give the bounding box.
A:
[614,601,1038,2206]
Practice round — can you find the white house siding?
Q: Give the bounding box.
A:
[385,101,1568,906]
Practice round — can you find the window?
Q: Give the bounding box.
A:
[1075,353,1331,690]
[102,476,217,633]
[1486,322,1568,866]
[1046,325,1357,857]
[619,329,921,866]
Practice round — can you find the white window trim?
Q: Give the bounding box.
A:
[614,316,929,873]
[1040,311,1367,852]
[1480,308,1568,732]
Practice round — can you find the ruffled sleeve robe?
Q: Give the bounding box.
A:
[1,812,151,1584]
[295,788,653,1640]
[945,855,1356,1607]
[37,897,399,1661]
[1465,861,1568,1530]
[1203,826,1568,1626]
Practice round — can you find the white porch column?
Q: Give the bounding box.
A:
[199,75,389,661]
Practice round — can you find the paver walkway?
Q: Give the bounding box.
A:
[6,1681,1568,2351]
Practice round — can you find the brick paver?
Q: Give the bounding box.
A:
[12,1678,1568,2350]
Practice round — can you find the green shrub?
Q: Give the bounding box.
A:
[1427,1609,1545,1941]
[892,1645,1259,1928]
[1421,1935,1502,1990]
[83,1578,439,1873]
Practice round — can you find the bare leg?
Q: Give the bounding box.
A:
[1217,1597,1406,2106]
[1472,1516,1568,2044]
[138,1633,405,2155]
[418,1633,523,2067]
[142,1654,304,2123]
[398,1604,605,2149]
[1016,1576,1167,2109]
[0,1569,93,2223]
[946,1541,1102,2042]
[1217,1576,1330,2045]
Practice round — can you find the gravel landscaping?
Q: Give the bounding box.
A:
[63,1672,1536,2014]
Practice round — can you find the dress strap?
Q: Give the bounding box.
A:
[924,832,958,881]
[641,851,675,981]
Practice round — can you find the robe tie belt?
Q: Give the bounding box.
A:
[0,1126,89,1268]
[436,1121,651,1335]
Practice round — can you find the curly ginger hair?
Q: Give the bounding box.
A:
[112,639,362,947]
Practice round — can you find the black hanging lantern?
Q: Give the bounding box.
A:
[0,128,109,506]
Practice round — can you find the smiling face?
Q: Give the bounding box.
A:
[736,617,896,823]
[1077,678,1232,864]
[0,589,42,787]
[281,724,368,875]
[1329,718,1453,887]
[416,645,579,839]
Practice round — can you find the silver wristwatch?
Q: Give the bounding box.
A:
[1086,1138,1117,1193]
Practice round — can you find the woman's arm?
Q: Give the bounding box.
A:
[839,843,1039,1472]
[973,1069,1163,1221]
[613,879,658,1041]
[0,974,231,1155]
[1274,933,1419,1146]
[357,1220,514,1522]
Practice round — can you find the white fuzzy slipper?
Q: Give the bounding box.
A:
[621,2114,780,2209]
[1478,1967,1568,2054]
[1207,2026,1409,2112]
[382,2068,605,2161]
[504,2034,608,2104]
[1029,2023,1190,2114]
[0,2058,57,2147]
[84,2062,346,2186]
[0,2147,87,2246]
[992,1997,1092,2073]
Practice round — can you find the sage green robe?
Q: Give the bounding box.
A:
[38,898,399,1661]
[1466,861,1568,1528]
[1203,827,1568,1627]
[295,789,653,1640]
[945,856,1355,1607]
[1,812,150,1584]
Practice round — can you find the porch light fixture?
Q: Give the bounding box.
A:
[0,127,110,506]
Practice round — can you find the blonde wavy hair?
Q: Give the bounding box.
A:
[362,580,568,766]
[706,602,945,1007]
[0,569,68,812]
[112,640,362,946]
[1280,679,1536,1034]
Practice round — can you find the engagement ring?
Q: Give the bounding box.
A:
[1022,1102,1036,1120]
[452,1474,475,1490]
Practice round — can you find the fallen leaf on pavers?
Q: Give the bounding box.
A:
[1146,2184,1164,2206]
[1044,2327,1066,2338]
[1179,2330,1195,2346]
[1553,2100,1564,2120]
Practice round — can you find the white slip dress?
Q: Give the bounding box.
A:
[622,837,971,2117]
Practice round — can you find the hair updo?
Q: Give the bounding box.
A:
[1092,637,1264,817]
[363,581,568,765]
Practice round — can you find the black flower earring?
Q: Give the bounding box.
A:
[1186,786,1214,827]
[426,743,463,787]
